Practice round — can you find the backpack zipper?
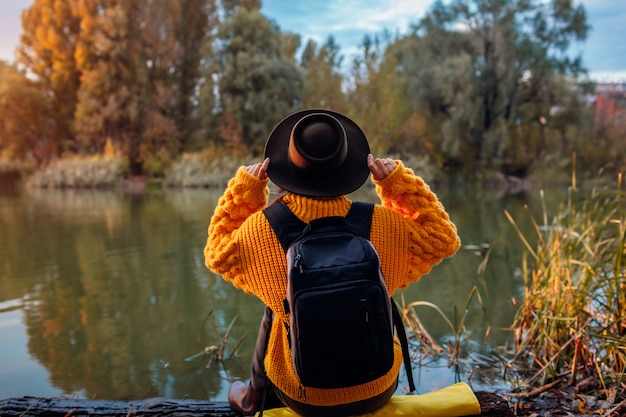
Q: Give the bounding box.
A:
[362,298,369,322]
[293,253,304,273]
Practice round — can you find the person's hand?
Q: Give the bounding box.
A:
[244,158,270,180]
[367,154,397,181]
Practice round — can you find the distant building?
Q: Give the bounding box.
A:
[586,83,626,131]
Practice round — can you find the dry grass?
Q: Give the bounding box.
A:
[24,155,124,188]
[164,150,251,188]
[506,171,625,402]
[19,148,253,189]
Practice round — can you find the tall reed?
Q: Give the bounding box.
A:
[507,172,625,398]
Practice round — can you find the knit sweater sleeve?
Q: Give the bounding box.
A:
[204,166,269,288]
[371,161,460,292]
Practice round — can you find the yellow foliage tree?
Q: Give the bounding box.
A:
[0,62,55,164]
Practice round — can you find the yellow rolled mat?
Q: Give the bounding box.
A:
[258,382,481,417]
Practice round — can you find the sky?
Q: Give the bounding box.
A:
[1,0,625,82]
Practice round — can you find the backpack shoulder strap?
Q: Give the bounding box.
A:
[344,201,374,239]
[347,202,416,393]
[263,202,307,252]
[391,300,416,393]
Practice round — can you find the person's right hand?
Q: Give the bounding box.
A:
[244,158,270,180]
[367,154,397,181]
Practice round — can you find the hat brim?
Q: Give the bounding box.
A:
[264,109,371,197]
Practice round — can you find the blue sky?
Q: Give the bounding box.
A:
[1,0,625,82]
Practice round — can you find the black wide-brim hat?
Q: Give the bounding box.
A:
[264,109,371,197]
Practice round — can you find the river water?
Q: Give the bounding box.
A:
[0,182,568,401]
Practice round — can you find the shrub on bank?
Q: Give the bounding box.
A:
[164,152,247,188]
[24,156,124,188]
[21,151,249,190]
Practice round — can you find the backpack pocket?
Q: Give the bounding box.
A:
[291,279,394,389]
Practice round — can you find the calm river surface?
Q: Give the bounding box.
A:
[0,181,568,401]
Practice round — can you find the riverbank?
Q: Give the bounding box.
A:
[3,152,544,197]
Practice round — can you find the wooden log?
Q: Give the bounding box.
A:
[0,392,513,417]
[0,397,237,417]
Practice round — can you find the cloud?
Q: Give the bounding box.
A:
[325,0,429,32]
[262,0,431,58]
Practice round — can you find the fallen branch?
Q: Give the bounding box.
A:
[524,379,561,397]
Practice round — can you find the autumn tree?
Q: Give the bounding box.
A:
[349,34,413,156]
[73,0,216,175]
[214,4,302,153]
[133,0,218,170]
[73,0,149,174]
[0,62,55,163]
[17,0,83,157]
[300,36,348,113]
[15,0,216,174]
[165,0,218,152]
[281,32,302,64]
[390,0,590,174]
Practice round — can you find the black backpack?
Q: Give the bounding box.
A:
[263,201,415,391]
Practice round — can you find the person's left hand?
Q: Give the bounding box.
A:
[244,158,270,180]
[367,154,397,181]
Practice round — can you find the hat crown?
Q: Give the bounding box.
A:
[289,113,347,173]
[264,109,370,197]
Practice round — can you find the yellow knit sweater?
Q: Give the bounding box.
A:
[205,161,460,406]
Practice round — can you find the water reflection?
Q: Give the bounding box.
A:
[0,188,258,400]
[0,184,568,400]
